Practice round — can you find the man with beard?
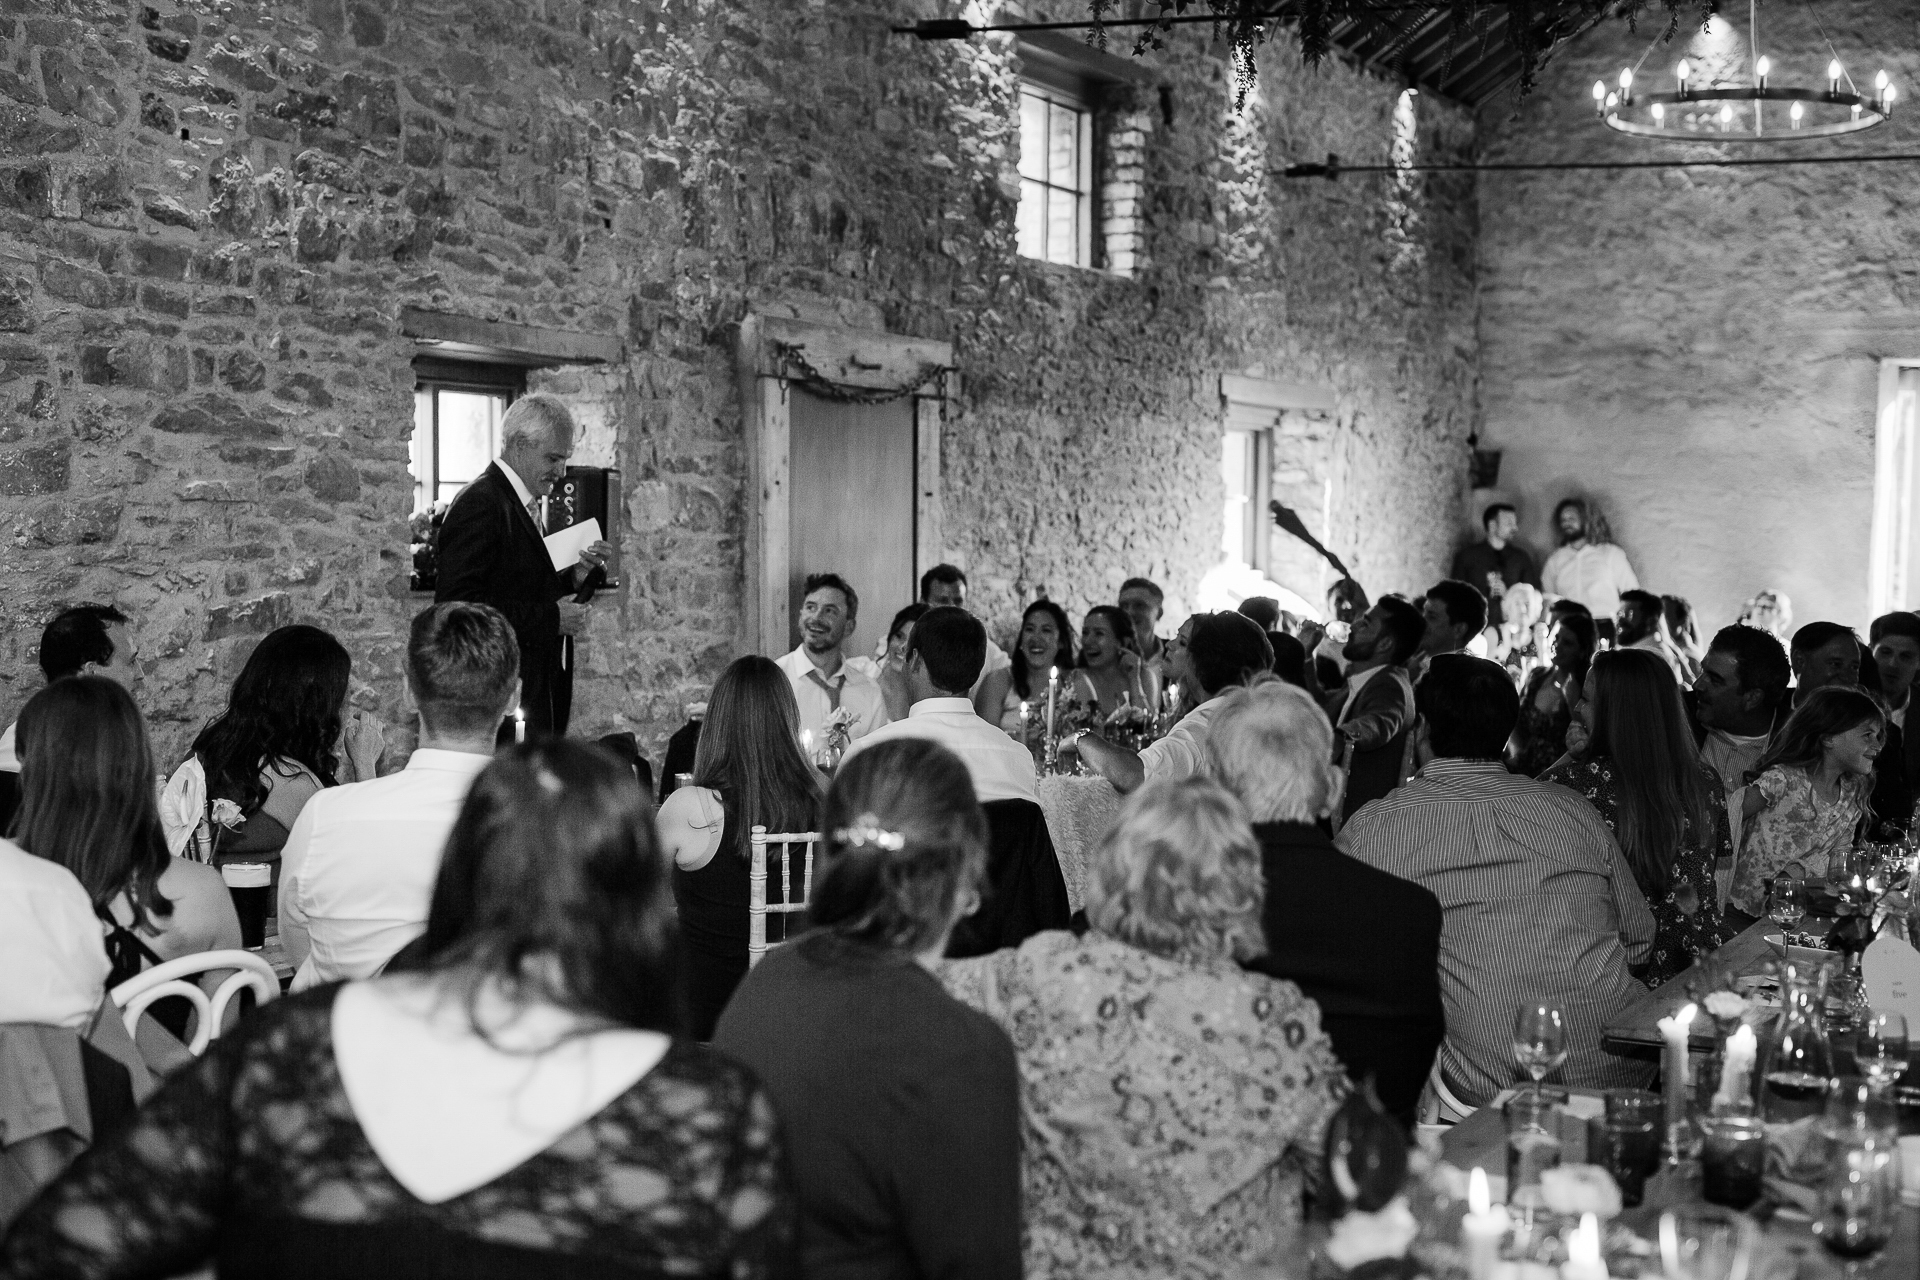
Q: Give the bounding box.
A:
[775,572,889,750]
[1615,589,1688,683]
[1302,596,1426,819]
[1689,623,1789,790]
[1541,497,1640,634]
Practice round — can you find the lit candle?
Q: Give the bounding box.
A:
[1713,1025,1757,1113]
[1652,103,1666,127]
[1830,59,1843,95]
[514,708,526,744]
[1618,67,1633,101]
[1676,59,1691,93]
[1791,101,1805,128]
[801,729,814,761]
[1046,666,1059,744]
[1755,55,1770,90]
[1462,1167,1510,1280]
[1657,1002,1697,1161]
[1018,700,1030,742]
[1592,79,1607,114]
[1561,1213,1608,1280]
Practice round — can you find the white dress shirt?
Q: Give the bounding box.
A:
[281,748,494,990]
[495,457,536,511]
[0,836,110,1028]
[842,696,1038,803]
[1540,542,1639,618]
[0,719,15,772]
[774,646,889,746]
[1140,694,1229,782]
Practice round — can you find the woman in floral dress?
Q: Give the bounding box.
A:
[941,776,1348,1280]
[1544,648,1734,984]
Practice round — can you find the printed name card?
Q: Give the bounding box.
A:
[1862,934,1920,1026]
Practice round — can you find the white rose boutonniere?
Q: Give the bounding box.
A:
[210,798,245,829]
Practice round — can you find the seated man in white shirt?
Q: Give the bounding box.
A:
[919,563,1012,721]
[1074,611,1273,791]
[0,835,110,1029]
[280,602,520,989]
[841,606,1037,803]
[773,572,889,753]
[0,602,139,830]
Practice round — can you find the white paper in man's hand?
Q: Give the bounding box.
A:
[542,518,603,573]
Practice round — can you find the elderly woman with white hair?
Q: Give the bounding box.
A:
[1204,677,1444,1127]
[940,774,1347,1279]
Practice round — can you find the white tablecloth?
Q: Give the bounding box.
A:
[1035,774,1123,913]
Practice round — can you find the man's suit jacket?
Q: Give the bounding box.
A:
[434,463,575,735]
[1243,820,1445,1127]
[1322,666,1415,820]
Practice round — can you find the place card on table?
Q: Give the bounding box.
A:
[1861,934,1920,1026]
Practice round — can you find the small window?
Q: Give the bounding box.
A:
[1016,84,1093,268]
[409,361,525,516]
[1220,428,1273,573]
[409,358,526,591]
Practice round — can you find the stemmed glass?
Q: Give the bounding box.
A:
[1513,1002,1569,1097]
[1858,1013,1909,1092]
[1767,875,1803,930]
[1815,1133,1898,1274]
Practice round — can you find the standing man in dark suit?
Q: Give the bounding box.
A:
[1299,596,1425,819]
[1205,678,1444,1126]
[434,394,611,738]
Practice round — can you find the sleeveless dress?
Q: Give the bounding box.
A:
[672,800,805,1041]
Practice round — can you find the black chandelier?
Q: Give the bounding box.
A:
[1592,5,1895,141]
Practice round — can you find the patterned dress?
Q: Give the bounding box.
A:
[1730,764,1871,916]
[941,929,1348,1280]
[1541,756,1736,985]
[0,987,796,1280]
[1510,668,1574,778]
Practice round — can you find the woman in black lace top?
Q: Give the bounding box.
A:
[2,741,796,1280]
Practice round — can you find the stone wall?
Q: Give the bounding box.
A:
[0,0,1478,764]
[1474,0,1920,632]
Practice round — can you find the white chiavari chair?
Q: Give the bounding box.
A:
[748,826,819,968]
[110,950,280,1056]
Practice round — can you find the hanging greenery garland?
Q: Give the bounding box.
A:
[1085,0,1722,104]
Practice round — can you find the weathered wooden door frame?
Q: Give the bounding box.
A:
[737,315,956,658]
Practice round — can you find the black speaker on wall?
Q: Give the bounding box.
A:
[550,465,622,588]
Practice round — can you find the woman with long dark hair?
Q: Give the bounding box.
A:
[14,676,240,987]
[172,625,372,868]
[1543,649,1732,983]
[1509,612,1597,777]
[4,742,796,1277]
[1072,604,1160,721]
[655,656,822,1039]
[716,738,1019,1280]
[1000,599,1077,733]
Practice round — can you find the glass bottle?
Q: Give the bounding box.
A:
[1758,958,1834,1123]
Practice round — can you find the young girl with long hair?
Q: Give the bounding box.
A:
[1542,649,1733,983]
[14,676,240,987]
[655,656,822,1039]
[1729,686,1884,916]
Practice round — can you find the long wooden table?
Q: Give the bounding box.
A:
[1440,1094,1919,1280]
[1604,917,1813,1051]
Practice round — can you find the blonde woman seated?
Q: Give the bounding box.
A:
[940,775,1349,1280]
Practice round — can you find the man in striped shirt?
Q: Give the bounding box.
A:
[1337,653,1654,1107]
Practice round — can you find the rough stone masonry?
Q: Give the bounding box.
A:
[0,0,1477,764]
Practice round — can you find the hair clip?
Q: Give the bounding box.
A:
[836,814,906,852]
[533,766,565,796]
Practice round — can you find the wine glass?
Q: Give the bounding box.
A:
[1513,1001,1569,1095]
[1859,1013,1909,1091]
[1815,1133,1898,1273]
[1767,875,1803,930]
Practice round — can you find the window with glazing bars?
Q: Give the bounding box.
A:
[1016,85,1093,268]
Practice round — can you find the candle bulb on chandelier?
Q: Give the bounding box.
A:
[1719,103,1733,130]
[1790,101,1805,128]
[1651,103,1665,127]
[1755,55,1770,90]
[1618,67,1633,103]
[1593,78,1607,114]
[1886,83,1898,114]
[1829,59,1843,95]
[1676,59,1691,94]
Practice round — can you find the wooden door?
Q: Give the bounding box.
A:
[786,389,917,653]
